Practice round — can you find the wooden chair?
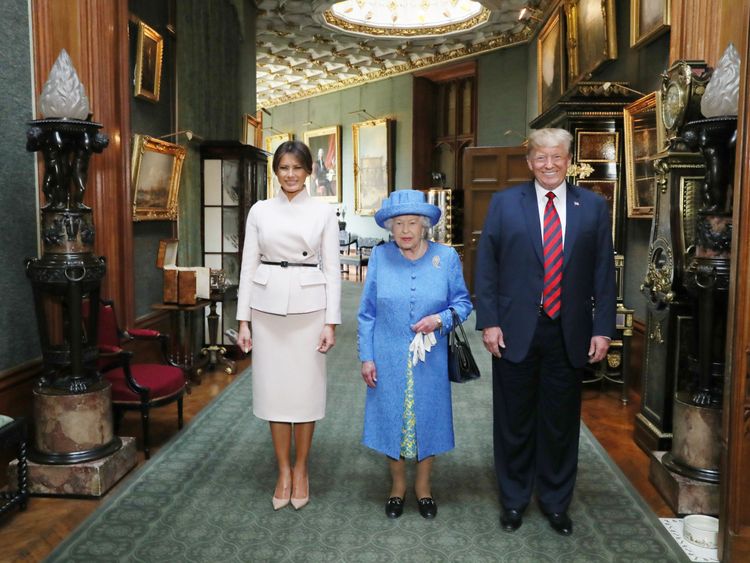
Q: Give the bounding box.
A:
[88,300,188,459]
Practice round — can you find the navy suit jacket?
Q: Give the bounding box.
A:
[474,181,616,368]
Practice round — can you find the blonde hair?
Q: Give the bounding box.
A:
[527,128,573,156]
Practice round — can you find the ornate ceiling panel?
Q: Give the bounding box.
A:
[255,1,547,108]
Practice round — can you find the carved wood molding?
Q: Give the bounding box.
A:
[31,0,134,327]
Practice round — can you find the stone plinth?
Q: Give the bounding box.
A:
[32,381,121,464]
[649,450,719,515]
[8,436,137,497]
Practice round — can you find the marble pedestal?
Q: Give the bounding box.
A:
[8,436,137,497]
[649,451,719,515]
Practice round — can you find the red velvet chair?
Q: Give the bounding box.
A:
[89,300,187,459]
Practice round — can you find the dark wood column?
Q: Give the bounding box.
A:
[720,3,750,560]
[31,0,134,327]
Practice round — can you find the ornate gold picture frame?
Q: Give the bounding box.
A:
[630,0,670,48]
[131,134,186,221]
[264,132,293,199]
[353,118,393,216]
[303,126,342,203]
[624,92,665,218]
[564,0,617,86]
[134,21,164,102]
[242,112,263,147]
[537,7,566,115]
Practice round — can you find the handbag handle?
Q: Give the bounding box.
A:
[448,307,468,340]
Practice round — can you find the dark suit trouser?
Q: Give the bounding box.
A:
[492,313,582,514]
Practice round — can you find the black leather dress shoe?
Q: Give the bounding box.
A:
[546,512,573,536]
[500,508,523,532]
[417,497,437,519]
[385,497,404,519]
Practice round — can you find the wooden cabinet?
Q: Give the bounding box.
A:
[200,142,269,344]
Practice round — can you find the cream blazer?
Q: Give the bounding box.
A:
[236,189,341,325]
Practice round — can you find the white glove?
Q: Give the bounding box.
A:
[409,331,437,365]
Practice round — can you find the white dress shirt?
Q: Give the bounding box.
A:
[535,180,567,246]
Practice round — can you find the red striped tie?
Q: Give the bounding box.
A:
[543,192,563,318]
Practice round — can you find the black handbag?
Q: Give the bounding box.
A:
[447,307,481,383]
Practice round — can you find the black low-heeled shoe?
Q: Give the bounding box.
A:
[385,496,405,519]
[417,497,437,519]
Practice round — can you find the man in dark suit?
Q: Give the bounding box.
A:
[474,128,616,536]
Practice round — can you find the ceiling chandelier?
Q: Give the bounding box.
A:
[324,0,490,38]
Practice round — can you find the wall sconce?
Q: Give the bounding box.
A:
[601,82,646,97]
[504,129,528,146]
[518,7,543,23]
[158,130,204,142]
[348,109,377,120]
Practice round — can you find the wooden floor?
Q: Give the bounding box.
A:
[0,307,672,561]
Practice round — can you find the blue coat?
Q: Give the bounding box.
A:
[358,241,473,460]
[475,181,616,367]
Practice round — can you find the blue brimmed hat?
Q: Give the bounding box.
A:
[374,190,441,228]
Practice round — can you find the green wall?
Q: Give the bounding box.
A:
[0,0,40,371]
[130,0,177,318]
[128,0,256,318]
[267,75,414,239]
[477,45,531,146]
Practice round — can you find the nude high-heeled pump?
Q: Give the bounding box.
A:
[291,474,309,510]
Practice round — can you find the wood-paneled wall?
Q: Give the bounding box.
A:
[670,0,748,64]
[31,0,134,327]
[720,2,750,559]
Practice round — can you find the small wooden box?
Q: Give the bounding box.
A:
[178,270,197,305]
[163,268,179,303]
[157,239,210,305]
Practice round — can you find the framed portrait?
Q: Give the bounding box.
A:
[353,119,393,216]
[631,0,670,48]
[134,21,164,102]
[303,126,342,203]
[264,132,293,199]
[564,0,617,86]
[131,134,186,221]
[578,179,619,238]
[537,7,566,115]
[242,112,263,147]
[624,92,665,218]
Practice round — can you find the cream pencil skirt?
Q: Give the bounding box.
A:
[250,308,327,422]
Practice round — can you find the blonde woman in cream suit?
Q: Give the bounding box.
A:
[236,140,341,511]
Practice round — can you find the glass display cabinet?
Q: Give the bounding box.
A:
[200,142,269,345]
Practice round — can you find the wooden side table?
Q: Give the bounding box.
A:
[0,417,29,518]
[151,300,210,384]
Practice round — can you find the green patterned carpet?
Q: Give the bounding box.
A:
[49,281,686,562]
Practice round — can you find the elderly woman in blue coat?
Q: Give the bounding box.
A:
[358,190,472,519]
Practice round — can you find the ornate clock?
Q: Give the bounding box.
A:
[660,61,710,142]
[636,147,705,452]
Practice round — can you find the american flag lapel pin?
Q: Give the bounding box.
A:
[574,201,580,206]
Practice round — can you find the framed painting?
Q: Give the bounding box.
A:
[352,119,393,216]
[242,112,263,147]
[134,21,164,102]
[303,126,342,203]
[537,7,566,114]
[264,132,293,199]
[131,134,186,221]
[624,92,664,218]
[631,0,670,48]
[578,179,619,238]
[564,0,617,86]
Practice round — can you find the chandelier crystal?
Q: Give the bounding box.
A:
[326,0,488,38]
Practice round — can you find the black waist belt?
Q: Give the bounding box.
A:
[260,260,317,268]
